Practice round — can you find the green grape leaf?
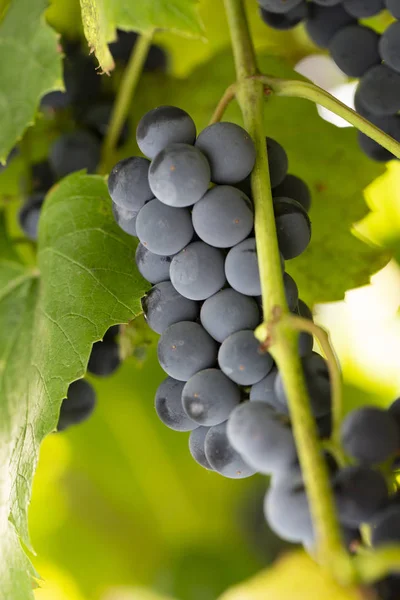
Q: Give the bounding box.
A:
[356,161,400,267]
[120,51,387,305]
[0,173,147,598]
[0,0,63,163]
[219,551,363,600]
[79,0,203,73]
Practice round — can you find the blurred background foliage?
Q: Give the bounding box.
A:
[0,0,399,598]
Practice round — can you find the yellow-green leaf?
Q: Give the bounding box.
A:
[78,0,203,73]
[219,551,363,600]
[79,0,114,74]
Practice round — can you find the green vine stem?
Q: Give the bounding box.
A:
[209,83,237,124]
[223,0,354,580]
[355,546,400,583]
[99,30,155,173]
[254,75,400,160]
[285,314,346,463]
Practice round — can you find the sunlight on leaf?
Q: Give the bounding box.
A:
[219,551,363,600]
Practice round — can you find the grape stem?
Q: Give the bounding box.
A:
[253,75,400,160]
[209,83,238,124]
[223,0,354,581]
[99,30,155,173]
[285,314,346,463]
[355,546,400,583]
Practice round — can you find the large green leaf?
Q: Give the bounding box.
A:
[116,51,386,306]
[0,173,147,599]
[79,0,203,73]
[0,0,62,162]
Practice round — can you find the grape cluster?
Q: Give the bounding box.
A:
[257,0,400,162]
[108,104,318,482]
[14,34,167,433]
[107,106,400,591]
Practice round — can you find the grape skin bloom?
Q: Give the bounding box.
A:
[170,242,226,301]
[148,143,211,208]
[157,321,218,382]
[192,185,254,248]
[136,199,194,256]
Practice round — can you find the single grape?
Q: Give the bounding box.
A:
[343,0,384,17]
[274,197,311,259]
[19,193,44,240]
[88,340,120,376]
[136,106,196,159]
[143,281,199,334]
[135,199,193,256]
[273,174,311,212]
[205,421,256,479]
[58,379,96,431]
[227,401,297,474]
[293,298,314,355]
[41,90,69,111]
[333,466,388,527]
[135,243,172,284]
[189,426,214,470]
[283,273,299,312]
[357,130,396,163]
[182,368,241,426]
[276,351,331,417]
[155,377,198,431]
[266,138,288,188]
[379,22,400,75]
[355,106,400,161]
[341,406,400,464]
[49,131,101,178]
[225,238,261,296]
[148,143,211,207]
[385,0,400,19]
[306,3,356,48]
[195,122,256,185]
[112,203,137,237]
[264,474,314,544]
[329,25,380,78]
[259,2,307,30]
[218,329,274,385]
[83,102,129,147]
[157,321,218,381]
[170,242,226,301]
[104,325,120,342]
[258,0,304,13]
[108,157,153,212]
[371,506,400,547]
[357,65,400,117]
[192,185,254,248]
[200,289,260,343]
[249,367,286,412]
[31,161,55,193]
[297,299,314,321]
